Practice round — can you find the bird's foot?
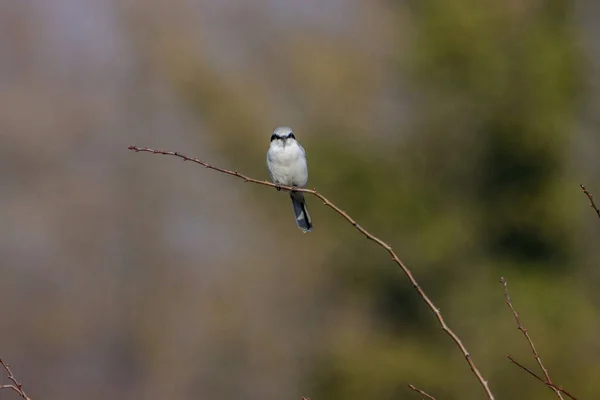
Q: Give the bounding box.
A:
[275,184,282,191]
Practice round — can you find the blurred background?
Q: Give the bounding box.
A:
[1,1,600,399]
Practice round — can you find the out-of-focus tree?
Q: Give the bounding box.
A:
[410,0,581,271]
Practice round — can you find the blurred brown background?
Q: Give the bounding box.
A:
[1,1,600,399]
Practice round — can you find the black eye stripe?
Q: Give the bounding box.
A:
[270,132,296,141]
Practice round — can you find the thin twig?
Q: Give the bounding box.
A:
[408,384,436,400]
[0,358,31,400]
[507,356,578,400]
[508,355,547,383]
[580,184,600,220]
[128,145,495,399]
[500,277,564,400]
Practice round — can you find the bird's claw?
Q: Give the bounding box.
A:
[275,184,282,191]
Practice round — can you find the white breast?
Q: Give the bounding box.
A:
[266,141,309,187]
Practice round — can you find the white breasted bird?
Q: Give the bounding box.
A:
[266,126,312,233]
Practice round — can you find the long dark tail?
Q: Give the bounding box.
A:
[290,192,312,233]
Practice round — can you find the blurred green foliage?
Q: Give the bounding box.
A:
[411,0,581,270]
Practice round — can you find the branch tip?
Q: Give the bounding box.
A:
[408,384,436,400]
[580,184,600,220]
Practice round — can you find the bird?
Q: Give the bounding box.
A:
[266,126,313,233]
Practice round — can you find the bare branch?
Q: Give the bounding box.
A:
[408,384,436,400]
[507,356,578,400]
[128,145,495,399]
[580,184,600,220]
[500,277,564,399]
[0,358,31,400]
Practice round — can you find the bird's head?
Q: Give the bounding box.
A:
[270,126,296,145]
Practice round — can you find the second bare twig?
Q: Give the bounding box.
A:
[128,145,495,399]
[507,356,578,400]
[500,277,563,399]
[408,384,436,400]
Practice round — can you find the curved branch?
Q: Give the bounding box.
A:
[128,145,495,399]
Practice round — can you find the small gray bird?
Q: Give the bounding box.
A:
[266,126,312,233]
